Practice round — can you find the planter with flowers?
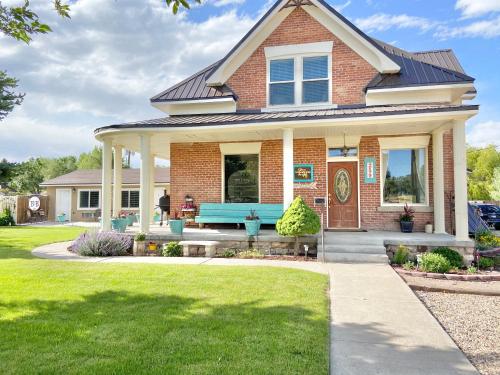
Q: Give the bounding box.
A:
[111,215,128,233]
[244,210,261,236]
[169,210,185,235]
[399,204,415,233]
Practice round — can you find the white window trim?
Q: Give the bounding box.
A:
[220,143,261,203]
[77,189,101,210]
[378,136,430,207]
[121,188,140,210]
[265,42,333,110]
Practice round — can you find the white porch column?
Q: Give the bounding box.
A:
[101,138,113,231]
[453,120,469,241]
[283,128,294,209]
[149,155,155,223]
[112,145,123,217]
[140,134,152,233]
[432,130,446,233]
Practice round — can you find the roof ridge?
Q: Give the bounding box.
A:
[413,49,453,54]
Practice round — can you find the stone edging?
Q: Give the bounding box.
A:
[395,268,500,281]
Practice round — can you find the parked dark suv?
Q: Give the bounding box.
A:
[474,204,500,230]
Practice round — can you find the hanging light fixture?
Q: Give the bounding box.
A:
[341,132,349,157]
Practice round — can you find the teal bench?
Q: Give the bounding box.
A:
[195,203,283,227]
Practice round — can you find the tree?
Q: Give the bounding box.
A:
[276,196,321,256]
[0,71,24,121]
[77,146,102,170]
[0,159,17,188]
[9,158,45,194]
[491,168,500,201]
[41,156,77,179]
[467,145,500,200]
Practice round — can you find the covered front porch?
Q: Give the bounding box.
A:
[94,104,476,243]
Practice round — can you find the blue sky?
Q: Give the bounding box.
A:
[0,0,499,163]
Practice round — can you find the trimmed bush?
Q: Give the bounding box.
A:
[420,253,451,273]
[431,247,463,268]
[162,242,182,257]
[478,257,494,269]
[392,245,410,265]
[72,231,132,256]
[221,249,236,258]
[0,208,15,226]
[276,196,321,256]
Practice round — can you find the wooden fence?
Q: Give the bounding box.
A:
[0,195,49,224]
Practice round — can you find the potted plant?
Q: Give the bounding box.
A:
[56,212,66,223]
[133,232,146,256]
[111,216,128,233]
[153,210,161,223]
[125,212,136,226]
[399,204,415,233]
[169,210,185,235]
[244,209,261,236]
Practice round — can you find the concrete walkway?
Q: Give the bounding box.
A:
[32,243,479,375]
[330,263,478,375]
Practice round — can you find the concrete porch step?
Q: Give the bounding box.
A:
[323,244,387,254]
[324,252,389,263]
[323,234,384,246]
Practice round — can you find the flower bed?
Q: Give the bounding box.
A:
[394,266,500,281]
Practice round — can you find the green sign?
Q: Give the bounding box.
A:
[364,157,376,184]
[294,164,314,183]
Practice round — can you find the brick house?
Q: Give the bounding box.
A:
[94,0,478,241]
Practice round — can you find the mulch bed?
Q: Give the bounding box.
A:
[394,266,500,281]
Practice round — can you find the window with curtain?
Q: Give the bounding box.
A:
[121,190,140,208]
[302,56,329,104]
[269,58,294,105]
[224,154,259,203]
[382,149,426,204]
[79,190,100,209]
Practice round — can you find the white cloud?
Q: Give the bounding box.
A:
[0,0,255,161]
[435,16,500,39]
[333,1,351,12]
[354,13,439,33]
[456,0,500,18]
[467,121,500,148]
[211,0,246,6]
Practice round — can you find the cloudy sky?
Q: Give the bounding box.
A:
[1,0,499,163]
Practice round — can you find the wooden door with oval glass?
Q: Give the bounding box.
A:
[328,162,358,228]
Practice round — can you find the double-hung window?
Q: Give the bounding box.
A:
[121,190,140,209]
[78,190,100,209]
[268,54,330,107]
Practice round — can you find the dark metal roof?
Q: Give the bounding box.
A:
[150,62,235,103]
[368,40,474,90]
[96,104,478,133]
[41,168,170,187]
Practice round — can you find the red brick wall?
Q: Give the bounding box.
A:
[226,7,377,110]
[358,135,434,231]
[293,138,327,222]
[261,140,283,203]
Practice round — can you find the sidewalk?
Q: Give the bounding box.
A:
[329,263,479,375]
[32,243,480,375]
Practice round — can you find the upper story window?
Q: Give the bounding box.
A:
[268,54,330,107]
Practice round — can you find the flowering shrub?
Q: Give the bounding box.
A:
[72,231,132,256]
[475,229,500,250]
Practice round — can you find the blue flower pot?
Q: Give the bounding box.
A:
[112,218,128,233]
[244,219,261,236]
[170,219,185,235]
[56,214,66,223]
[400,221,414,233]
[126,215,135,226]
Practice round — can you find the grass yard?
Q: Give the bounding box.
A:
[0,227,329,375]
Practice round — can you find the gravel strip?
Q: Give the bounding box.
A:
[416,291,500,375]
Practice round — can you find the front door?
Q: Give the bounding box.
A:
[328,162,358,229]
[56,189,72,221]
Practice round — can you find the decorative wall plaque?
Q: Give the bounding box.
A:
[294,164,314,183]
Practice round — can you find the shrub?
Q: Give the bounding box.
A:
[431,247,463,268]
[221,249,236,258]
[478,257,494,269]
[0,208,15,226]
[162,242,182,257]
[402,261,415,271]
[276,196,321,256]
[475,229,500,250]
[134,232,146,241]
[237,249,264,259]
[392,245,410,265]
[72,231,132,256]
[420,253,451,273]
[467,266,477,274]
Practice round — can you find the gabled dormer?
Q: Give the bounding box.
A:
[150,0,475,116]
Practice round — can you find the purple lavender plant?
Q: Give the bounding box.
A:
[72,231,132,256]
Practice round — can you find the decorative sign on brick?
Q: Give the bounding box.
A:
[364,157,376,184]
[294,164,314,183]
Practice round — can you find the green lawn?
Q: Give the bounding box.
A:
[0,227,329,374]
